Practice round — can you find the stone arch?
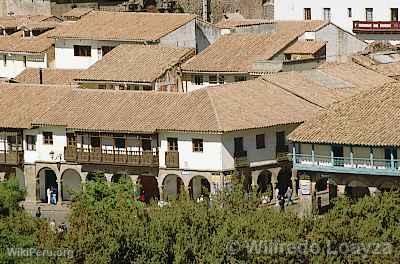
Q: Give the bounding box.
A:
[61,169,81,201]
[112,173,130,183]
[277,166,291,195]
[189,175,211,200]
[137,175,160,203]
[37,167,57,203]
[162,174,184,201]
[257,170,273,199]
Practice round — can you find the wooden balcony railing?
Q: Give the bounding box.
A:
[165,151,179,168]
[64,147,159,167]
[234,151,249,168]
[353,21,400,33]
[276,145,289,161]
[0,150,24,165]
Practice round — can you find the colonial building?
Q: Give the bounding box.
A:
[0,79,324,205]
[50,11,197,69]
[74,44,195,92]
[274,0,400,43]
[289,82,400,211]
[181,32,300,91]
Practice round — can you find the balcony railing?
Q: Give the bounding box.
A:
[234,151,249,168]
[293,154,400,176]
[353,21,400,33]
[0,150,23,165]
[276,145,289,161]
[165,151,179,168]
[64,147,159,167]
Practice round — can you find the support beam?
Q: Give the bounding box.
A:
[311,144,315,164]
[390,149,395,169]
[350,146,354,167]
[370,147,374,167]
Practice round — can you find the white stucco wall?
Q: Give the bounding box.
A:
[183,74,253,92]
[0,53,47,79]
[54,39,125,69]
[159,132,223,171]
[23,127,66,164]
[222,125,298,170]
[275,0,400,34]
[159,20,196,49]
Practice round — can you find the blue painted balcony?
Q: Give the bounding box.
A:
[293,154,400,177]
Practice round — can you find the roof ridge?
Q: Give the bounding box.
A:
[204,89,223,131]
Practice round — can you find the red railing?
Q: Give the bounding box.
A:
[353,21,400,33]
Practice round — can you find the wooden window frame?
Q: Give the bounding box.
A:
[192,138,204,152]
[193,75,203,85]
[26,135,36,151]
[167,137,178,151]
[256,134,266,149]
[66,133,76,147]
[73,45,91,57]
[43,132,53,145]
[304,8,312,20]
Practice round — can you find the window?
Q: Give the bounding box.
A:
[43,132,53,145]
[234,75,247,82]
[304,8,312,20]
[276,131,286,151]
[66,133,76,146]
[209,75,217,84]
[91,137,100,148]
[348,8,352,18]
[218,75,224,84]
[256,134,265,149]
[167,137,178,151]
[193,75,203,85]
[142,138,152,151]
[74,45,91,57]
[192,139,203,152]
[391,8,399,21]
[366,8,373,21]
[234,137,244,155]
[101,46,114,56]
[114,137,126,149]
[26,135,36,151]
[323,8,331,21]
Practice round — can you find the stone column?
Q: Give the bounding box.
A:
[268,167,281,203]
[291,169,298,198]
[57,179,62,205]
[24,165,38,203]
[105,173,113,183]
[0,172,5,182]
[81,172,88,191]
[337,184,346,196]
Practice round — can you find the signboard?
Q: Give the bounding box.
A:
[299,179,311,195]
[316,190,330,208]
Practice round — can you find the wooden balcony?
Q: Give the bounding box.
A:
[353,21,400,34]
[276,145,289,161]
[234,151,249,168]
[64,147,159,167]
[165,151,179,168]
[0,150,23,165]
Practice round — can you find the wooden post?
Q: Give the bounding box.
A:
[350,146,354,167]
[390,148,395,169]
[311,144,315,164]
[370,147,374,167]
[292,145,296,163]
[330,148,334,165]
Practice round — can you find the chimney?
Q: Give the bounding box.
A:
[39,68,43,84]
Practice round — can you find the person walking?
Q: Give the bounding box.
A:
[46,188,51,205]
[278,195,285,212]
[35,207,41,218]
[285,186,293,205]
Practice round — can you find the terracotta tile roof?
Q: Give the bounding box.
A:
[276,20,329,35]
[181,32,298,73]
[288,82,400,147]
[62,8,93,19]
[284,40,326,54]
[0,84,72,129]
[76,44,194,83]
[0,29,54,54]
[0,15,58,29]
[374,62,400,78]
[17,21,59,31]
[0,79,321,133]
[263,62,393,108]
[50,11,196,42]
[14,68,81,85]
[215,19,273,29]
